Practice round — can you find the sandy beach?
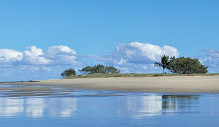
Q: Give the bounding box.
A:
[1,75,219,93]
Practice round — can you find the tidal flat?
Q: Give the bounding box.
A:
[3,75,219,93]
[0,76,219,126]
[0,83,219,127]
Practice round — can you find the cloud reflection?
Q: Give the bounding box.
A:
[26,98,45,118]
[47,98,77,118]
[118,95,162,118]
[0,98,24,117]
[0,97,77,118]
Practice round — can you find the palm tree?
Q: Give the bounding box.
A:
[154,55,170,73]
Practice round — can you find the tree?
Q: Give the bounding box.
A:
[61,68,76,78]
[93,64,105,73]
[105,66,120,73]
[154,55,170,73]
[80,65,120,74]
[80,66,92,74]
[168,57,208,74]
[80,65,105,74]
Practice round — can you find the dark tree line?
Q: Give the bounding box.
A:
[61,65,120,78]
[80,64,120,74]
[155,55,208,74]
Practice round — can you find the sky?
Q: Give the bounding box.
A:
[0,0,219,81]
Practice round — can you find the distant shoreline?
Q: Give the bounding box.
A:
[1,73,219,83]
[65,73,219,79]
[1,75,219,94]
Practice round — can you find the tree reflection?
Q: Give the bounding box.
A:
[118,95,199,118]
[162,95,199,112]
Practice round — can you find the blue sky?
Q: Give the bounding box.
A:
[0,0,219,81]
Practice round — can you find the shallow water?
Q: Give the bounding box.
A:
[0,85,219,127]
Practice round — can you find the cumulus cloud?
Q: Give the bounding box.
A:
[0,45,78,66]
[95,42,179,64]
[0,45,79,81]
[112,42,179,65]
[0,42,180,80]
[0,49,23,64]
[202,49,219,68]
[23,46,50,65]
[89,42,179,73]
[47,45,78,65]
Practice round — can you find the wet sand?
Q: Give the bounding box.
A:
[1,76,219,93]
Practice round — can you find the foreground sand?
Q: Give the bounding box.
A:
[2,75,219,93]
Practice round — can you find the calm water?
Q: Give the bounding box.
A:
[0,85,219,127]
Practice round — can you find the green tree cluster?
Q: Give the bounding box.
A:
[155,55,208,74]
[61,68,76,78]
[80,64,120,74]
[168,57,208,74]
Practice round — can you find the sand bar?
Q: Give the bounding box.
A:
[1,76,219,93]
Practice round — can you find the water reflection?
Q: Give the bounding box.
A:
[118,95,199,118]
[162,95,199,112]
[0,97,77,118]
[26,98,45,118]
[118,95,162,118]
[47,97,77,117]
[0,98,24,117]
[0,93,199,119]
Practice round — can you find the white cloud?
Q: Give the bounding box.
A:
[0,43,181,80]
[47,45,78,65]
[0,49,23,64]
[113,42,179,65]
[0,45,78,66]
[202,49,219,68]
[91,42,179,73]
[0,45,80,81]
[117,58,127,65]
[23,46,50,65]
